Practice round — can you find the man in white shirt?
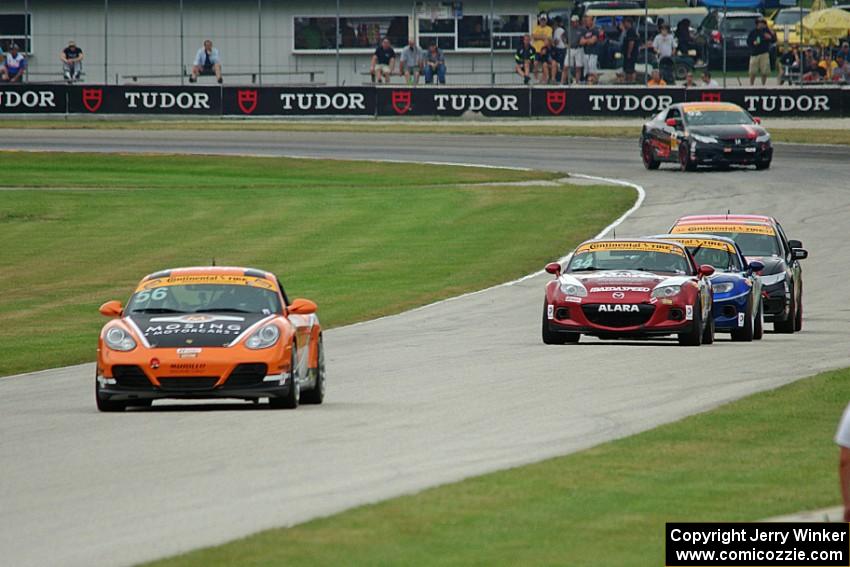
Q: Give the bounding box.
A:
[190,39,222,84]
[836,404,850,521]
[701,70,719,87]
[651,25,676,62]
[552,16,566,79]
[399,38,424,85]
[1,44,26,83]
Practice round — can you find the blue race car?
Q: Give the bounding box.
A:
[652,234,764,341]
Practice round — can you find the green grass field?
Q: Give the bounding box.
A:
[147,366,848,567]
[4,120,848,146]
[0,152,633,376]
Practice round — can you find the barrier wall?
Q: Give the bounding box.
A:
[1,84,848,118]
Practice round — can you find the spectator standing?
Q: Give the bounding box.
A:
[647,69,667,86]
[423,43,446,85]
[514,34,536,85]
[621,17,639,84]
[835,403,850,521]
[371,37,396,84]
[552,16,567,80]
[532,14,552,82]
[701,70,719,87]
[562,15,584,85]
[1,45,26,82]
[747,17,775,86]
[399,38,423,85]
[190,39,222,83]
[832,54,850,83]
[60,40,84,83]
[539,38,558,84]
[651,24,676,84]
[675,19,692,56]
[579,16,600,84]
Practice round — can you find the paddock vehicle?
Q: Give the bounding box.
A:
[542,238,714,346]
[95,266,325,411]
[670,215,807,333]
[651,234,765,341]
[641,102,772,171]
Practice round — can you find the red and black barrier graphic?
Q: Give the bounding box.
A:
[221,87,374,116]
[67,85,221,114]
[1,84,847,117]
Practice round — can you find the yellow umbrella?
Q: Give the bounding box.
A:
[802,8,850,45]
[809,0,828,12]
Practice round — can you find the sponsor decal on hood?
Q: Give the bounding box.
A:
[128,312,269,348]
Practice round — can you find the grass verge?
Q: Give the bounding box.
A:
[3,119,848,145]
[0,151,633,376]
[147,366,849,567]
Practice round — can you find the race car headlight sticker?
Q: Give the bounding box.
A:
[559,283,587,297]
[755,133,771,143]
[759,272,786,286]
[692,134,718,144]
[245,324,280,350]
[105,327,137,351]
[651,285,682,298]
[712,282,735,294]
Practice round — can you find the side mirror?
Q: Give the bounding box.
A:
[99,300,123,318]
[665,118,680,128]
[753,117,762,124]
[792,248,808,261]
[545,262,562,276]
[747,260,765,273]
[788,239,802,249]
[698,265,715,277]
[288,298,317,315]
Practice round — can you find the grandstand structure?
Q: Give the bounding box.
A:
[6,0,538,85]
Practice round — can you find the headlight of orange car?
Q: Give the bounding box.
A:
[245,324,280,350]
[104,326,137,351]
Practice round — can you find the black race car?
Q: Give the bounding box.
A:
[670,214,808,333]
[640,101,772,171]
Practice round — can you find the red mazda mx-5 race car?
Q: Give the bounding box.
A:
[542,239,715,346]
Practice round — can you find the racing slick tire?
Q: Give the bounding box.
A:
[753,298,764,340]
[678,300,703,346]
[730,295,755,342]
[774,285,797,334]
[679,144,697,172]
[794,284,803,332]
[755,160,771,171]
[300,336,326,405]
[642,140,660,170]
[702,312,715,345]
[270,344,300,409]
[95,379,126,413]
[542,301,580,345]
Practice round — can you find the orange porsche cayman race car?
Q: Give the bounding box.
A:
[95,267,324,412]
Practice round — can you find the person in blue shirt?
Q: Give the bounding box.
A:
[190,39,222,84]
[2,44,26,82]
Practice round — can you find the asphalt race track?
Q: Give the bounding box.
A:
[1,130,849,567]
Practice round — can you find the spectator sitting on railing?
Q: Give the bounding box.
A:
[834,42,849,62]
[683,72,696,88]
[60,40,84,83]
[832,54,850,83]
[701,70,719,87]
[778,45,800,84]
[514,34,536,85]
[802,48,824,82]
[399,38,423,85]
[190,40,222,84]
[371,37,396,84]
[1,45,26,83]
[647,69,667,87]
[423,43,446,85]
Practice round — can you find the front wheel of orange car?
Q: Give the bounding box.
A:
[95,378,126,412]
[300,336,325,405]
[270,344,300,410]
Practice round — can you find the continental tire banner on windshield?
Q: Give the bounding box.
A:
[0,85,67,113]
[376,88,529,117]
[222,87,374,116]
[532,87,685,117]
[68,86,221,114]
[685,88,843,117]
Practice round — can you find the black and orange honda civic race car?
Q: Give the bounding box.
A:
[96,267,325,411]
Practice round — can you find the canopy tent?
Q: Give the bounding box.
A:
[802,8,850,45]
[699,0,763,9]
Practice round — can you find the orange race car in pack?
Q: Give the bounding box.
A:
[95,267,325,411]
